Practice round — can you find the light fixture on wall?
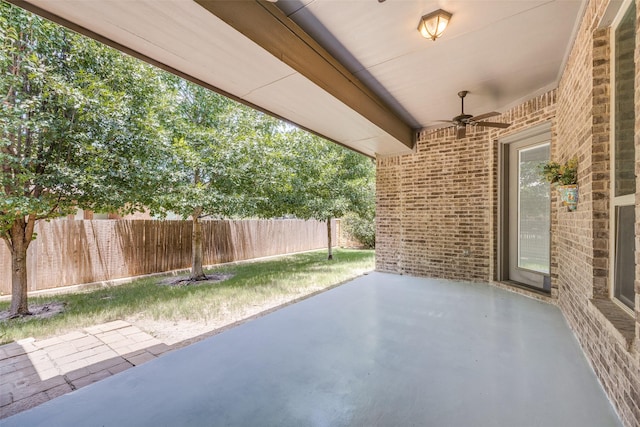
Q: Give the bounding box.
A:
[417,9,452,41]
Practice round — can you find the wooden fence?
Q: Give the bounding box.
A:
[0,219,334,296]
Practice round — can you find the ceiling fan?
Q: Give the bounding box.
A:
[436,91,512,139]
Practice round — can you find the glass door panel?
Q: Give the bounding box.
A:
[614,205,636,308]
[506,135,551,291]
[518,145,551,274]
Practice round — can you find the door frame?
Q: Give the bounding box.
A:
[497,122,552,291]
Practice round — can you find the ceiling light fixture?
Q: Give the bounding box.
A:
[417,9,452,41]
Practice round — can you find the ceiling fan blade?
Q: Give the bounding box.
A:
[475,121,512,129]
[470,111,500,121]
[456,126,466,139]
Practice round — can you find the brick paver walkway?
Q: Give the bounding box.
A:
[0,320,170,419]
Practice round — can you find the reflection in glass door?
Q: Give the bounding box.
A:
[517,145,550,274]
[506,137,551,290]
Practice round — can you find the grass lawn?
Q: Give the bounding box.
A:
[0,249,374,345]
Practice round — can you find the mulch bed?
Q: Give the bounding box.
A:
[0,302,66,322]
[158,273,234,287]
[0,272,234,323]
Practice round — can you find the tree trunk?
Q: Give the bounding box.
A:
[190,207,207,281]
[8,217,35,317]
[327,216,333,260]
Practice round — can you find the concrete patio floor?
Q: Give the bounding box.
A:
[2,272,622,427]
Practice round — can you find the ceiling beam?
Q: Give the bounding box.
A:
[195,0,415,151]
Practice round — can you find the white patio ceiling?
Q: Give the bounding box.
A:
[10,0,585,157]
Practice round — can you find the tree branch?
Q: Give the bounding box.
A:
[24,214,36,246]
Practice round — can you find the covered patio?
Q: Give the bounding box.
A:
[3,273,621,426]
[5,0,640,425]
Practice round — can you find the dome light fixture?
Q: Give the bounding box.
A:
[417,9,452,41]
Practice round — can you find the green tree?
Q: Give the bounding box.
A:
[341,182,376,249]
[154,80,281,281]
[272,129,375,259]
[0,4,168,316]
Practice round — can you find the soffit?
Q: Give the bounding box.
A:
[11,0,585,156]
[277,0,585,128]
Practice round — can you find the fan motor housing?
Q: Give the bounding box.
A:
[453,114,473,124]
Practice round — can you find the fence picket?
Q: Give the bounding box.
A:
[0,219,334,295]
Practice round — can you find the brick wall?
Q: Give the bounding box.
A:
[554,0,640,425]
[386,127,493,280]
[376,156,402,272]
[376,91,556,282]
[376,0,640,424]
